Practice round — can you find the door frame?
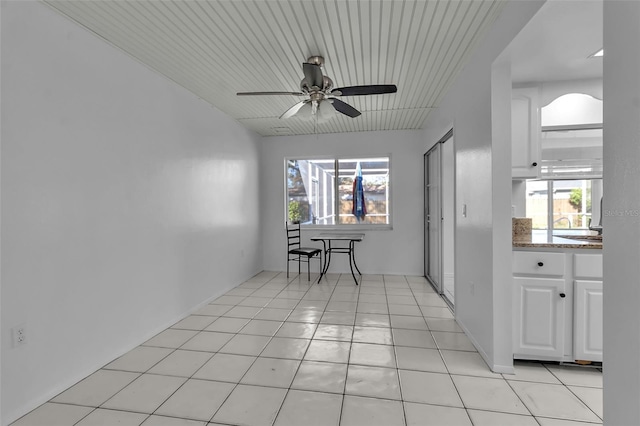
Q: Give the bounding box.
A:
[424,129,455,305]
[424,143,441,289]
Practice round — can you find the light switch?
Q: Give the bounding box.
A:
[463,204,467,217]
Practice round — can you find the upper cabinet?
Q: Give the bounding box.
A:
[511,82,603,180]
[512,86,541,179]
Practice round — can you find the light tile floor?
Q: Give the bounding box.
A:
[12,272,603,426]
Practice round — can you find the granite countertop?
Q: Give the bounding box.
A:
[513,234,602,249]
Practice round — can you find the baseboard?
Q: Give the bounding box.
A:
[456,319,515,375]
[4,273,255,426]
[491,363,516,375]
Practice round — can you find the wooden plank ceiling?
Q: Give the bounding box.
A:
[44,0,505,136]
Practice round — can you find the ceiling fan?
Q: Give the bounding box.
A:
[236,56,397,121]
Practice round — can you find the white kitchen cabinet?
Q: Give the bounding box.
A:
[573,253,604,362]
[513,277,566,360]
[513,249,603,362]
[513,251,566,276]
[573,280,603,362]
[512,86,541,179]
[574,253,603,279]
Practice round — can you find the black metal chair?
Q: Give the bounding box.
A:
[286,222,322,281]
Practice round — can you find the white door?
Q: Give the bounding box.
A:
[513,277,566,359]
[574,280,603,362]
[425,131,455,306]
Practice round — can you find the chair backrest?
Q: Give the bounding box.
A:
[286,222,301,250]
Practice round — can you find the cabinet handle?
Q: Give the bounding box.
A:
[537,261,544,267]
[559,293,566,298]
[532,162,538,167]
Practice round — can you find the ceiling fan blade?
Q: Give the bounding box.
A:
[331,99,361,118]
[280,100,310,119]
[332,84,397,96]
[303,63,324,88]
[237,91,305,96]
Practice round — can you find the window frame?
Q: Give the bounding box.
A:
[284,154,393,231]
[528,121,604,239]
[539,124,603,180]
[526,178,602,239]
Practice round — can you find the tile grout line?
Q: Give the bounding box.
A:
[502,372,540,420]
[564,386,603,422]
[205,272,315,425]
[542,362,603,422]
[408,276,475,426]
[337,272,361,426]
[146,274,276,425]
[192,272,285,425]
[19,272,603,426]
[390,274,409,426]
[221,271,343,425]
[135,272,276,425]
[271,273,346,426]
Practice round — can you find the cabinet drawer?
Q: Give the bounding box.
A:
[574,254,603,279]
[513,251,565,276]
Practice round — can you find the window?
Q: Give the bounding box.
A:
[526,178,603,237]
[286,157,390,226]
[540,127,603,179]
[529,98,604,237]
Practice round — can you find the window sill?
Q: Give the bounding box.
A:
[301,224,393,232]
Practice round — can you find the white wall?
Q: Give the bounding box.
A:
[420,0,544,372]
[1,2,262,424]
[0,1,3,421]
[260,130,424,276]
[491,58,516,373]
[602,1,640,424]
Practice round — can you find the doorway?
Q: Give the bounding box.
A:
[424,130,455,306]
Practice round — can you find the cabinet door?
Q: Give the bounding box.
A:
[513,277,566,359]
[574,280,603,362]
[512,87,541,179]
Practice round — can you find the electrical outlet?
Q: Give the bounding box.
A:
[12,325,27,347]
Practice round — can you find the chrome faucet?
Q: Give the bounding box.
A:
[589,197,603,235]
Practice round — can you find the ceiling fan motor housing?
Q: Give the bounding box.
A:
[323,76,333,92]
[300,75,333,94]
[306,55,324,66]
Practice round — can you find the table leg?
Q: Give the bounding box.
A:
[324,241,333,277]
[351,241,363,275]
[348,241,359,285]
[317,240,329,282]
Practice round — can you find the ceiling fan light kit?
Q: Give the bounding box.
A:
[237,56,397,122]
